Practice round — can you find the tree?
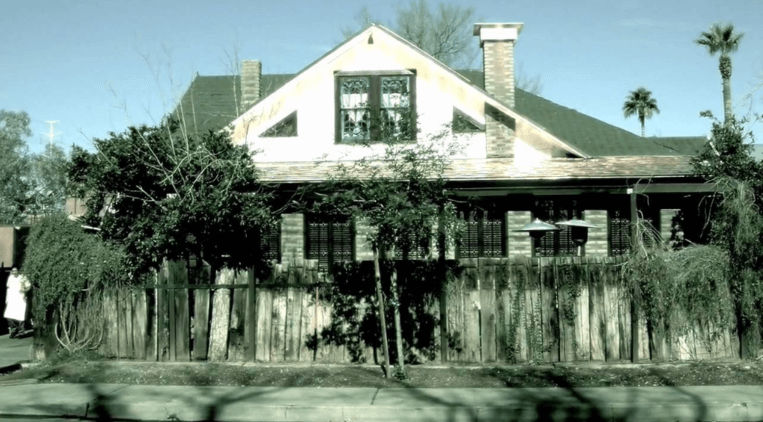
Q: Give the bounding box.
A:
[305,128,461,379]
[26,143,69,219]
[67,119,277,280]
[623,87,660,137]
[696,22,744,124]
[340,1,542,94]
[0,110,32,224]
[690,114,763,358]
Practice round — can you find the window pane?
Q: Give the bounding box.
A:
[381,76,410,139]
[341,78,370,140]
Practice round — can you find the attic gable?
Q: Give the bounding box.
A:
[226,24,585,161]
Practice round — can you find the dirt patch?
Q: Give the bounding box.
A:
[3,357,763,388]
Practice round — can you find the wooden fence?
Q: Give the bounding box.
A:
[83,256,738,363]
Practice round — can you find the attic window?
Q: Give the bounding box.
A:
[452,108,485,133]
[261,112,297,137]
[335,71,417,143]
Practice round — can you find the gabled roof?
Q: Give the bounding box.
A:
[171,74,292,134]
[169,25,705,158]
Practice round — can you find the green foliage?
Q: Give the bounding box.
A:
[0,110,32,224]
[622,87,660,137]
[68,120,276,278]
[622,245,735,341]
[23,214,129,313]
[689,115,763,354]
[319,261,443,364]
[27,143,70,217]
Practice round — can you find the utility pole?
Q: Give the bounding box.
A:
[42,120,62,149]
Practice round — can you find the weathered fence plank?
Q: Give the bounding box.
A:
[617,284,632,361]
[117,289,130,358]
[193,289,210,360]
[174,287,190,361]
[105,289,119,357]
[227,270,248,362]
[285,287,303,361]
[132,290,147,360]
[208,269,233,361]
[603,270,620,361]
[271,289,287,362]
[299,288,313,361]
[255,288,272,362]
[156,267,169,361]
[495,275,508,362]
[589,262,606,361]
[480,261,496,362]
[575,261,591,361]
[539,259,556,363]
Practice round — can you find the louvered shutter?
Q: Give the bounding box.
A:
[307,218,331,270]
[459,209,480,258]
[535,199,556,257]
[483,211,504,257]
[609,208,631,256]
[332,218,354,264]
[557,207,577,257]
[259,221,281,261]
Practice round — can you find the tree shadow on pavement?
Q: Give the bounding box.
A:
[16,364,746,422]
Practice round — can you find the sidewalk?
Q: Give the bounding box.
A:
[0,333,32,373]
[0,383,761,421]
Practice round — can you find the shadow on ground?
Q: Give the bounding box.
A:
[14,365,745,422]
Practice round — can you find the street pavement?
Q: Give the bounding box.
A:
[0,382,761,421]
[2,336,763,421]
[0,333,32,372]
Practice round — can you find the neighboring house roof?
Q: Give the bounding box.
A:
[172,74,292,134]
[256,156,694,184]
[173,70,705,158]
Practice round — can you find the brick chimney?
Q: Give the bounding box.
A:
[241,60,262,111]
[475,23,523,158]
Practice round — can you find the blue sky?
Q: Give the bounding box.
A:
[2,0,762,153]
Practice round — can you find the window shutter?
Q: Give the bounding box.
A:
[332,218,354,264]
[459,210,480,258]
[609,209,631,256]
[259,221,281,261]
[557,208,577,256]
[307,219,331,269]
[483,213,504,257]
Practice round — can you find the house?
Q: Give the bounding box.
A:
[172,22,710,269]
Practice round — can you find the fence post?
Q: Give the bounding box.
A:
[438,207,448,362]
[247,265,257,362]
[629,187,639,363]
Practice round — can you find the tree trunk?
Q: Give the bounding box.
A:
[388,261,407,379]
[373,245,391,378]
[723,76,733,124]
[208,267,233,361]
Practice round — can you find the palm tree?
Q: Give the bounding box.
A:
[696,22,744,123]
[623,87,660,137]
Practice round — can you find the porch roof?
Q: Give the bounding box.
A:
[255,155,696,184]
